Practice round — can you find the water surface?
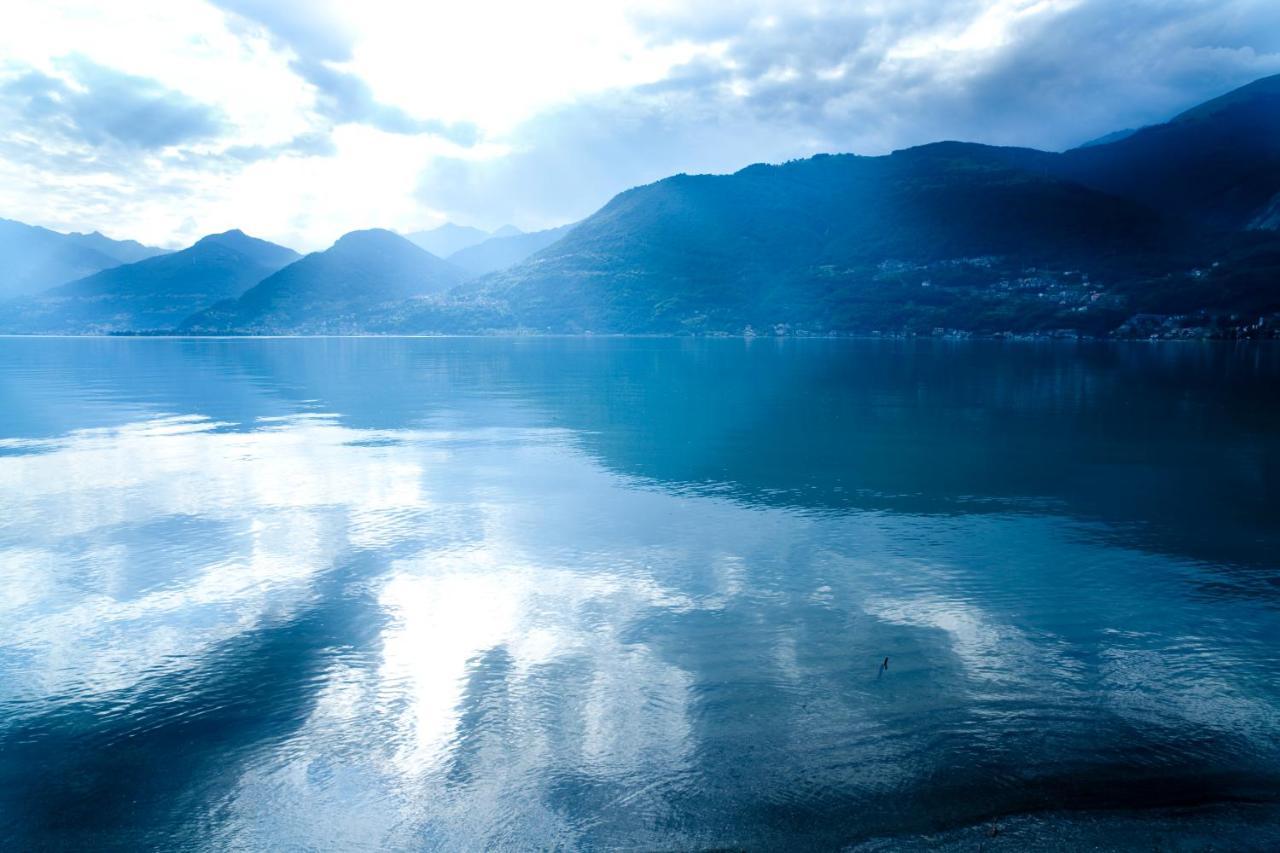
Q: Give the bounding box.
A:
[1,337,1278,850]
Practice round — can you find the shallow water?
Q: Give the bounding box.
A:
[0,336,1277,850]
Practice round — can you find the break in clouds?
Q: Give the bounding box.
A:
[1,0,1278,249]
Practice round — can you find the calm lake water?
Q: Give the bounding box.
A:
[1,336,1278,851]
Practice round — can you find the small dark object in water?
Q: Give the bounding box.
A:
[881,657,889,671]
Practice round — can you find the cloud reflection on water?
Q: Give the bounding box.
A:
[0,338,1278,848]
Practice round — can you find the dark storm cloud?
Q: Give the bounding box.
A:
[209,0,477,145]
[0,57,224,150]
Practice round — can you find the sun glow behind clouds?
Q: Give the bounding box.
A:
[349,0,711,132]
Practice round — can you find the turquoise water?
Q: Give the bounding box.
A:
[0,337,1277,850]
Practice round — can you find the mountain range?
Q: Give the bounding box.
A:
[442,73,1279,336]
[403,222,524,257]
[2,73,1278,339]
[446,223,577,276]
[0,219,168,301]
[2,230,298,333]
[182,229,464,334]
[453,148,1173,334]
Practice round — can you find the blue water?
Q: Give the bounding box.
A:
[0,337,1277,850]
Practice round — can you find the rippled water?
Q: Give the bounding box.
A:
[1,336,1278,851]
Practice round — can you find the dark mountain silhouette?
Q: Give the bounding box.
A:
[903,74,1280,232]
[1051,73,1280,231]
[0,218,168,300]
[0,230,297,333]
[182,229,465,334]
[446,223,576,276]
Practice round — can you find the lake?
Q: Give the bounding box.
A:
[1,336,1278,850]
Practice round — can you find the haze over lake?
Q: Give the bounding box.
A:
[1,337,1277,849]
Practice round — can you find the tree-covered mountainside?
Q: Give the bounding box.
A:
[899,74,1280,232]
[0,230,297,333]
[446,223,576,276]
[381,73,1279,338]
[182,229,465,334]
[418,150,1181,334]
[1052,74,1280,232]
[0,218,168,300]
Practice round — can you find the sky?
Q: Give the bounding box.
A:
[1,0,1278,252]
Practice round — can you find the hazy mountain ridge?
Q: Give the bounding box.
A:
[0,218,169,300]
[63,230,167,265]
[446,223,577,276]
[0,230,298,333]
[403,222,492,257]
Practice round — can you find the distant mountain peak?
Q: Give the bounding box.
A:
[192,229,301,259]
[446,222,577,276]
[404,222,491,257]
[492,224,523,238]
[0,217,169,300]
[198,228,248,242]
[333,227,409,249]
[425,222,481,234]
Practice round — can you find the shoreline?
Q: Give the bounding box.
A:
[1,331,1279,343]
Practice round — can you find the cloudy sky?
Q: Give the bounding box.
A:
[1,0,1278,251]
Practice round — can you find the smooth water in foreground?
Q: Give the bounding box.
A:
[0,337,1278,851]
